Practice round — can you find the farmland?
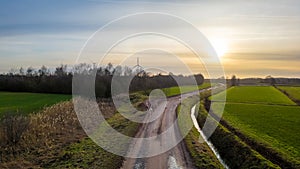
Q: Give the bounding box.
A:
[0,92,71,115]
[277,86,300,103]
[211,86,300,167]
[211,86,296,105]
[162,83,211,97]
[0,83,210,116]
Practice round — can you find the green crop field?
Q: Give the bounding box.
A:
[0,92,71,115]
[163,83,211,97]
[277,86,300,102]
[212,86,296,105]
[213,103,300,162]
[211,86,300,165]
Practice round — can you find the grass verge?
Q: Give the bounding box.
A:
[177,96,224,169]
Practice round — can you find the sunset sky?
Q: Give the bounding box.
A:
[1,0,300,78]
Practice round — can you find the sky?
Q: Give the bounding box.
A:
[0,0,300,78]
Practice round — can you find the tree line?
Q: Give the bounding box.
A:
[0,63,204,98]
[229,75,300,86]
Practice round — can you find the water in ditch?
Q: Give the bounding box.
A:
[190,105,229,169]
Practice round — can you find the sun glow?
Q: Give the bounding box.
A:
[210,38,229,58]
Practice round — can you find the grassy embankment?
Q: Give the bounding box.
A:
[197,101,280,168]
[50,111,141,169]
[211,86,300,168]
[177,96,224,169]
[0,92,71,116]
[0,92,146,169]
[45,92,147,169]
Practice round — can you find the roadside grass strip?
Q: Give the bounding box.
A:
[177,96,225,169]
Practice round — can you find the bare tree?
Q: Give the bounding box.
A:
[231,75,237,86]
[105,63,114,75]
[8,69,18,76]
[124,66,132,76]
[26,67,34,76]
[38,65,48,76]
[55,65,67,77]
[114,65,122,76]
[19,67,25,76]
[265,75,276,86]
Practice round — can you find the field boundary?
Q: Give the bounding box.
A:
[275,86,300,105]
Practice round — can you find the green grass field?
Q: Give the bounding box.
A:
[163,83,211,97]
[213,103,300,162]
[212,86,296,105]
[277,86,300,102]
[0,92,71,115]
[211,86,300,165]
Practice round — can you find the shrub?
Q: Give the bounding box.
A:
[0,112,29,161]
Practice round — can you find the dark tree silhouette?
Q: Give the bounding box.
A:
[231,75,237,86]
[0,63,206,98]
[265,75,276,86]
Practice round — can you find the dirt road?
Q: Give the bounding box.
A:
[121,91,202,169]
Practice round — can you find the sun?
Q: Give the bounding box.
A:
[210,38,229,58]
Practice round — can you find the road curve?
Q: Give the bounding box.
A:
[121,90,202,169]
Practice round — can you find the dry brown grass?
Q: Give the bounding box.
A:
[0,99,116,168]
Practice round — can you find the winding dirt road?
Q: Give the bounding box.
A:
[121,91,202,169]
